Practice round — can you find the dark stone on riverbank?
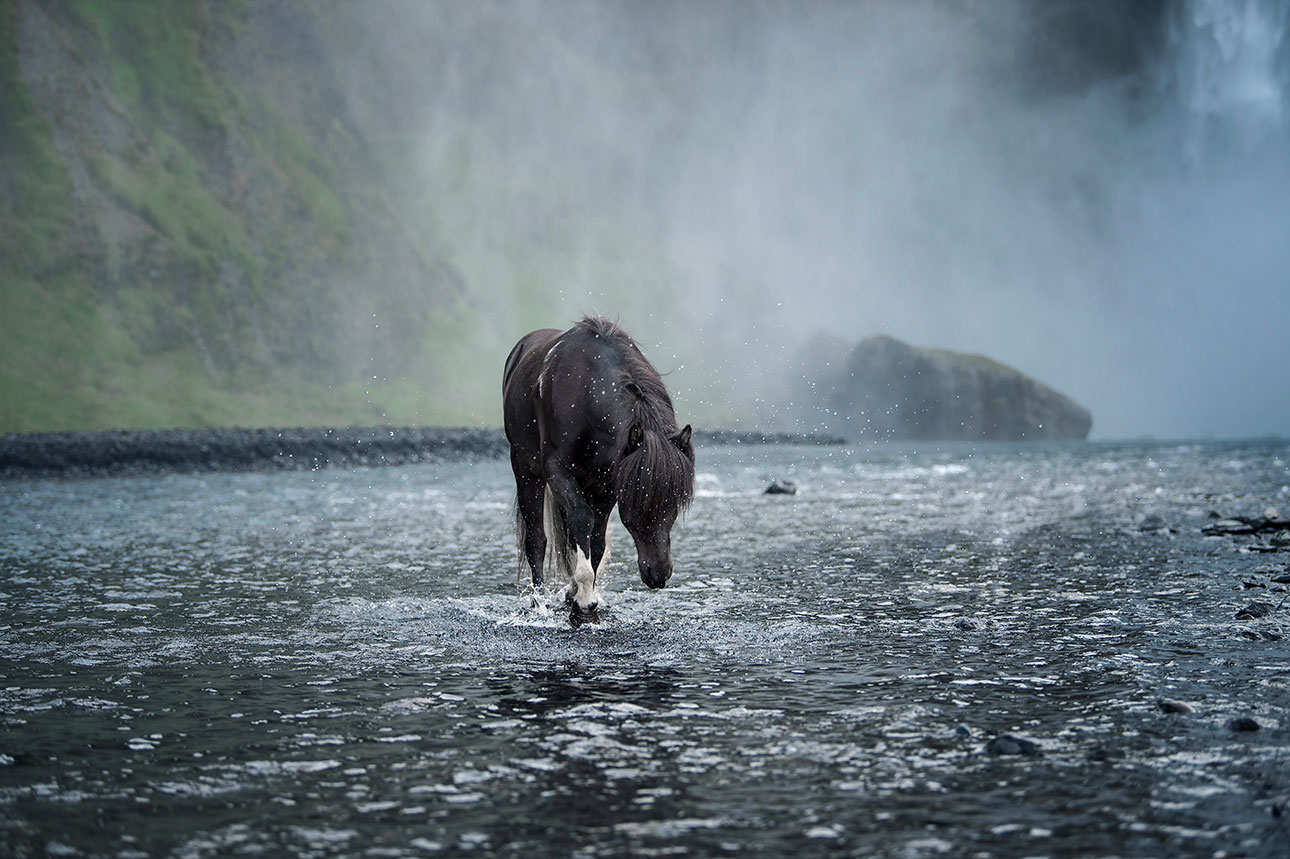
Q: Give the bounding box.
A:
[1203,509,1290,537]
[1235,601,1275,620]
[0,427,846,479]
[985,734,1042,756]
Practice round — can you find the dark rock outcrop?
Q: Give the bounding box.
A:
[821,336,1092,442]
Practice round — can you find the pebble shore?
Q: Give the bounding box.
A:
[0,426,845,479]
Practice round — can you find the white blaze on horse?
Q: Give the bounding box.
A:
[502,317,695,626]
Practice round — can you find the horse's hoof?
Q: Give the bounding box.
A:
[569,604,600,627]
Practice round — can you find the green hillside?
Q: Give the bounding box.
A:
[0,0,707,432]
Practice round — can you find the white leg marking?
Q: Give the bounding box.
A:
[593,532,611,605]
[572,546,599,610]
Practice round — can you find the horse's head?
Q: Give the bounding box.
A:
[616,423,695,589]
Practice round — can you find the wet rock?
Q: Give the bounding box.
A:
[1204,519,1258,536]
[1138,514,1166,531]
[1158,699,1197,715]
[1235,601,1275,620]
[765,480,798,495]
[1237,628,1283,641]
[1226,716,1261,732]
[985,733,1042,757]
[1204,511,1290,537]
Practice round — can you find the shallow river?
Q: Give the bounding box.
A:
[2,440,1289,857]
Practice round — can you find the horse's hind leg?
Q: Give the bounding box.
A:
[590,502,613,583]
[512,461,547,595]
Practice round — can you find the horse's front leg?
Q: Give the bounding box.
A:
[545,468,602,626]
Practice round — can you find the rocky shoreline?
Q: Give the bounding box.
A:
[0,426,846,479]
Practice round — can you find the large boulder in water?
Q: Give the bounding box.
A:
[821,336,1092,441]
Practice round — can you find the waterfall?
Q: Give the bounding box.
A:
[1170,0,1288,160]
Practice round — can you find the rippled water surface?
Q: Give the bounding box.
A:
[3,440,1289,857]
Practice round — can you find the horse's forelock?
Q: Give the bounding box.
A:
[615,429,695,523]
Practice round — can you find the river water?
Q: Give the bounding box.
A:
[2,440,1288,857]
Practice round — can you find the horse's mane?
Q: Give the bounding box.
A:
[575,316,695,517]
[575,316,678,434]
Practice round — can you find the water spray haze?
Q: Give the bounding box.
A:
[655,0,1288,439]
[334,0,1287,438]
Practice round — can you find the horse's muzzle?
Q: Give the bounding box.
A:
[639,562,672,590]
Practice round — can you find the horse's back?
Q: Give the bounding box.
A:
[503,328,561,394]
[503,320,642,475]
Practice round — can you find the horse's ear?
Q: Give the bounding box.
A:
[626,421,645,454]
[672,424,692,453]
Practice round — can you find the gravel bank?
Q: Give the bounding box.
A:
[0,427,844,479]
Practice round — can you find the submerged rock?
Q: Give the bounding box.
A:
[1235,601,1275,620]
[985,733,1042,757]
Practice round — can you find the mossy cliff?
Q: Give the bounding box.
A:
[1,0,690,432]
[2,1,1154,434]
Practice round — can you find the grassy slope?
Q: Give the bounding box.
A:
[2,1,457,432]
[1,0,698,434]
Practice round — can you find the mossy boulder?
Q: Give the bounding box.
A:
[820,335,1092,441]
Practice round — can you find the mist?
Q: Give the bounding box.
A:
[330,0,1288,439]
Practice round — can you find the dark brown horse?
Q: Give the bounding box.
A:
[503,316,695,626]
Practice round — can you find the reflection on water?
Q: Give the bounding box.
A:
[2,441,1289,856]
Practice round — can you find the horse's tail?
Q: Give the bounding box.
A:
[513,495,528,591]
[543,487,576,583]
